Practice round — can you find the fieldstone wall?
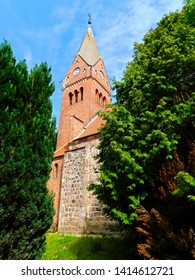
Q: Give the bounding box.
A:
[58,137,119,234]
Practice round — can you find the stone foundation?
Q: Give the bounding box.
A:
[58,137,119,235]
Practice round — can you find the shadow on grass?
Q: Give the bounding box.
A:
[68,236,128,260]
[42,233,136,260]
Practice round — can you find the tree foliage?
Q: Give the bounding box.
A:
[183,0,195,25]
[0,41,56,259]
[90,3,195,259]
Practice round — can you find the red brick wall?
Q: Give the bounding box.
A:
[47,156,64,231]
[56,55,110,150]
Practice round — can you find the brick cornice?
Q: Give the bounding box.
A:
[62,77,87,91]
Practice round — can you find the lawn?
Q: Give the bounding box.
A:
[41,233,133,260]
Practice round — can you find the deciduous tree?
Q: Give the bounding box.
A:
[91,3,195,259]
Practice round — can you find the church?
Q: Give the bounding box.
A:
[47,20,118,234]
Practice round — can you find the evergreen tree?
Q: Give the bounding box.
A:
[0,41,56,259]
[90,3,195,259]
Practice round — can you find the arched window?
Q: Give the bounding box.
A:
[69,92,73,105]
[95,89,99,103]
[103,96,107,107]
[74,90,79,103]
[80,87,84,101]
[54,163,58,179]
[99,93,103,105]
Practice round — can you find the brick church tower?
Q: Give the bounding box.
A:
[47,21,116,233]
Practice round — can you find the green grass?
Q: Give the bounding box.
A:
[41,233,133,260]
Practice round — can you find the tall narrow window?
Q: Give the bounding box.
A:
[54,163,58,179]
[103,96,107,107]
[99,93,102,105]
[80,87,84,101]
[75,90,79,103]
[69,92,73,105]
[95,89,99,103]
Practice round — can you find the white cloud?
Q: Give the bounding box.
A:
[52,5,79,34]
[88,0,184,83]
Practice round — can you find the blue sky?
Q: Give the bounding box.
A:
[0,0,184,126]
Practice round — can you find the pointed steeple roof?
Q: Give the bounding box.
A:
[78,25,101,66]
